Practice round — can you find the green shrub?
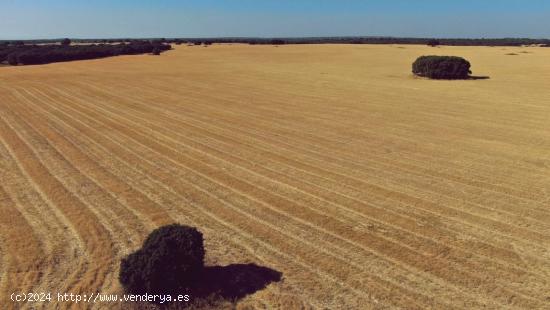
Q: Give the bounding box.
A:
[119,224,205,295]
[412,55,472,80]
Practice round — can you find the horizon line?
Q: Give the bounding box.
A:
[2,35,550,41]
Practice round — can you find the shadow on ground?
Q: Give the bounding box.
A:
[194,263,282,300]
[469,75,490,80]
[124,264,282,310]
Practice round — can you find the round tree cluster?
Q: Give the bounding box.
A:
[412,55,472,80]
[119,224,205,295]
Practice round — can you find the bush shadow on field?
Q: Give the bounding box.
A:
[193,263,282,301]
[468,75,490,80]
[412,74,490,81]
[131,264,282,309]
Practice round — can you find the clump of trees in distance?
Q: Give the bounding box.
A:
[412,56,472,80]
[189,41,213,46]
[0,40,171,66]
[428,39,440,47]
[119,224,205,296]
[270,39,286,45]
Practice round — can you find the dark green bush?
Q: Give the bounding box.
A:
[119,224,205,295]
[61,38,71,46]
[412,55,472,80]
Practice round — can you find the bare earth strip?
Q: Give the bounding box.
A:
[0,44,549,309]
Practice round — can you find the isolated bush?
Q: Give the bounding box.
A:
[412,55,471,80]
[119,224,205,295]
[61,38,71,46]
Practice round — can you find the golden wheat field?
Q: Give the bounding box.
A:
[1,44,550,309]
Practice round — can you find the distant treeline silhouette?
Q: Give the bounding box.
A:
[0,37,550,47]
[0,40,171,66]
[4,37,546,47]
[171,37,550,47]
[186,37,550,47]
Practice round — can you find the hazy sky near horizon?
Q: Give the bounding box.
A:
[1,0,550,39]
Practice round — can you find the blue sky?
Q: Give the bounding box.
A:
[1,0,550,39]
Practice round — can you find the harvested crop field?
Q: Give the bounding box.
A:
[1,44,550,309]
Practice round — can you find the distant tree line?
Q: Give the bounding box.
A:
[3,37,550,49]
[427,39,440,47]
[0,40,171,66]
[165,37,549,47]
[3,37,550,48]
